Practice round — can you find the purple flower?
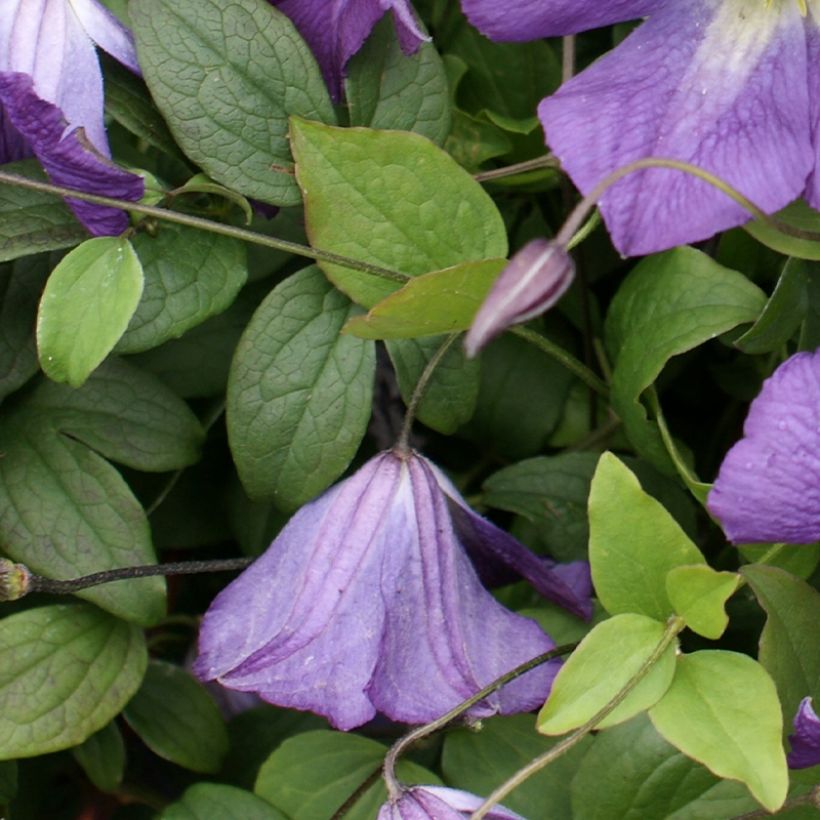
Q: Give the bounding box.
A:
[787,697,820,769]
[269,0,429,100]
[707,349,820,544]
[378,786,524,819]
[0,0,144,235]
[461,1,820,256]
[464,239,575,358]
[194,449,590,730]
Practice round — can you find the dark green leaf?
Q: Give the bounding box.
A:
[227,266,375,509]
[168,174,254,224]
[290,118,507,306]
[131,0,336,206]
[124,661,228,774]
[744,200,820,260]
[161,783,286,820]
[0,604,146,759]
[71,721,125,792]
[0,761,17,803]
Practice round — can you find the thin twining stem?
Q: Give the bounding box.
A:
[382,643,578,801]
[0,170,409,285]
[473,154,559,183]
[471,616,685,819]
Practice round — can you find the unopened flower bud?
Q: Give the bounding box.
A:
[0,559,31,601]
[464,239,575,358]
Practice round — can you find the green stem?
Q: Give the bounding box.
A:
[0,170,409,285]
[471,616,685,819]
[512,326,609,399]
[473,155,559,183]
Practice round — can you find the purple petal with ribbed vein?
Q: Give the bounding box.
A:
[0,72,143,235]
[787,697,820,769]
[461,0,658,41]
[803,14,820,208]
[708,350,820,544]
[270,0,427,100]
[195,451,559,730]
[539,0,813,255]
[379,786,524,819]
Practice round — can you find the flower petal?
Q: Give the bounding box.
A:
[803,11,820,207]
[68,0,141,74]
[539,0,813,255]
[707,349,820,544]
[787,697,820,769]
[461,0,657,40]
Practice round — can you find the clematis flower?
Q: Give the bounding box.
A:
[378,785,524,819]
[464,239,575,358]
[707,348,820,544]
[461,0,820,256]
[269,0,429,100]
[787,697,820,769]
[194,449,591,730]
[0,0,144,235]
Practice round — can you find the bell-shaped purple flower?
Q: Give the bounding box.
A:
[707,348,820,544]
[461,1,820,256]
[269,0,428,101]
[378,786,523,819]
[787,697,820,769]
[464,239,575,358]
[0,0,144,235]
[194,449,591,730]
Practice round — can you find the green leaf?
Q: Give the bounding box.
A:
[570,714,759,820]
[0,604,146,759]
[0,160,87,262]
[0,358,203,623]
[343,258,506,339]
[734,258,809,353]
[666,565,740,640]
[169,174,254,224]
[0,761,17,803]
[227,266,375,509]
[37,237,144,387]
[254,730,440,820]
[442,714,592,818]
[740,543,820,581]
[71,721,125,792]
[131,0,336,206]
[537,613,678,735]
[117,224,247,353]
[588,453,704,619]
[744,200,820,260]
[346,16,451,145]
[290,118,507,306]
[605,247,766,471]
[386,336,479,434]
[740,565,820,725]
[123,661,228,773]
[161,783,287,820]
[649,651,788,812]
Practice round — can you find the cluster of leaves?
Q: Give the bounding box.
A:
[0,0,818,818]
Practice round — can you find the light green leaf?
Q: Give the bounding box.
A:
[227,266,375,509]
[72,721,126,792]
[588,453,704,619]
[161,783,287,820]
[649,651,788,812]
[442,714,591,818]
[343,258,505,339]
[37,237,144,387]
[0,160,87,262]
[744,200,820,260]
[124,661,228,773]
[605,247,766,471]
[131,0,335,206]
[255,730,441,820]
[290,118,507,306]
[740,565,820,725]
[0,604,146,759]
[117,224,247,353]
[537,613,678,735]
[346,16,451,145]
[386,336,479,434]
[666,565,740,639]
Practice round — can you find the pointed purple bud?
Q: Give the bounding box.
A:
[707,349,820,544]
[378,786,523,819]
[465,239,575,358]
[194,449,586,730]
[787,697,820,769]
